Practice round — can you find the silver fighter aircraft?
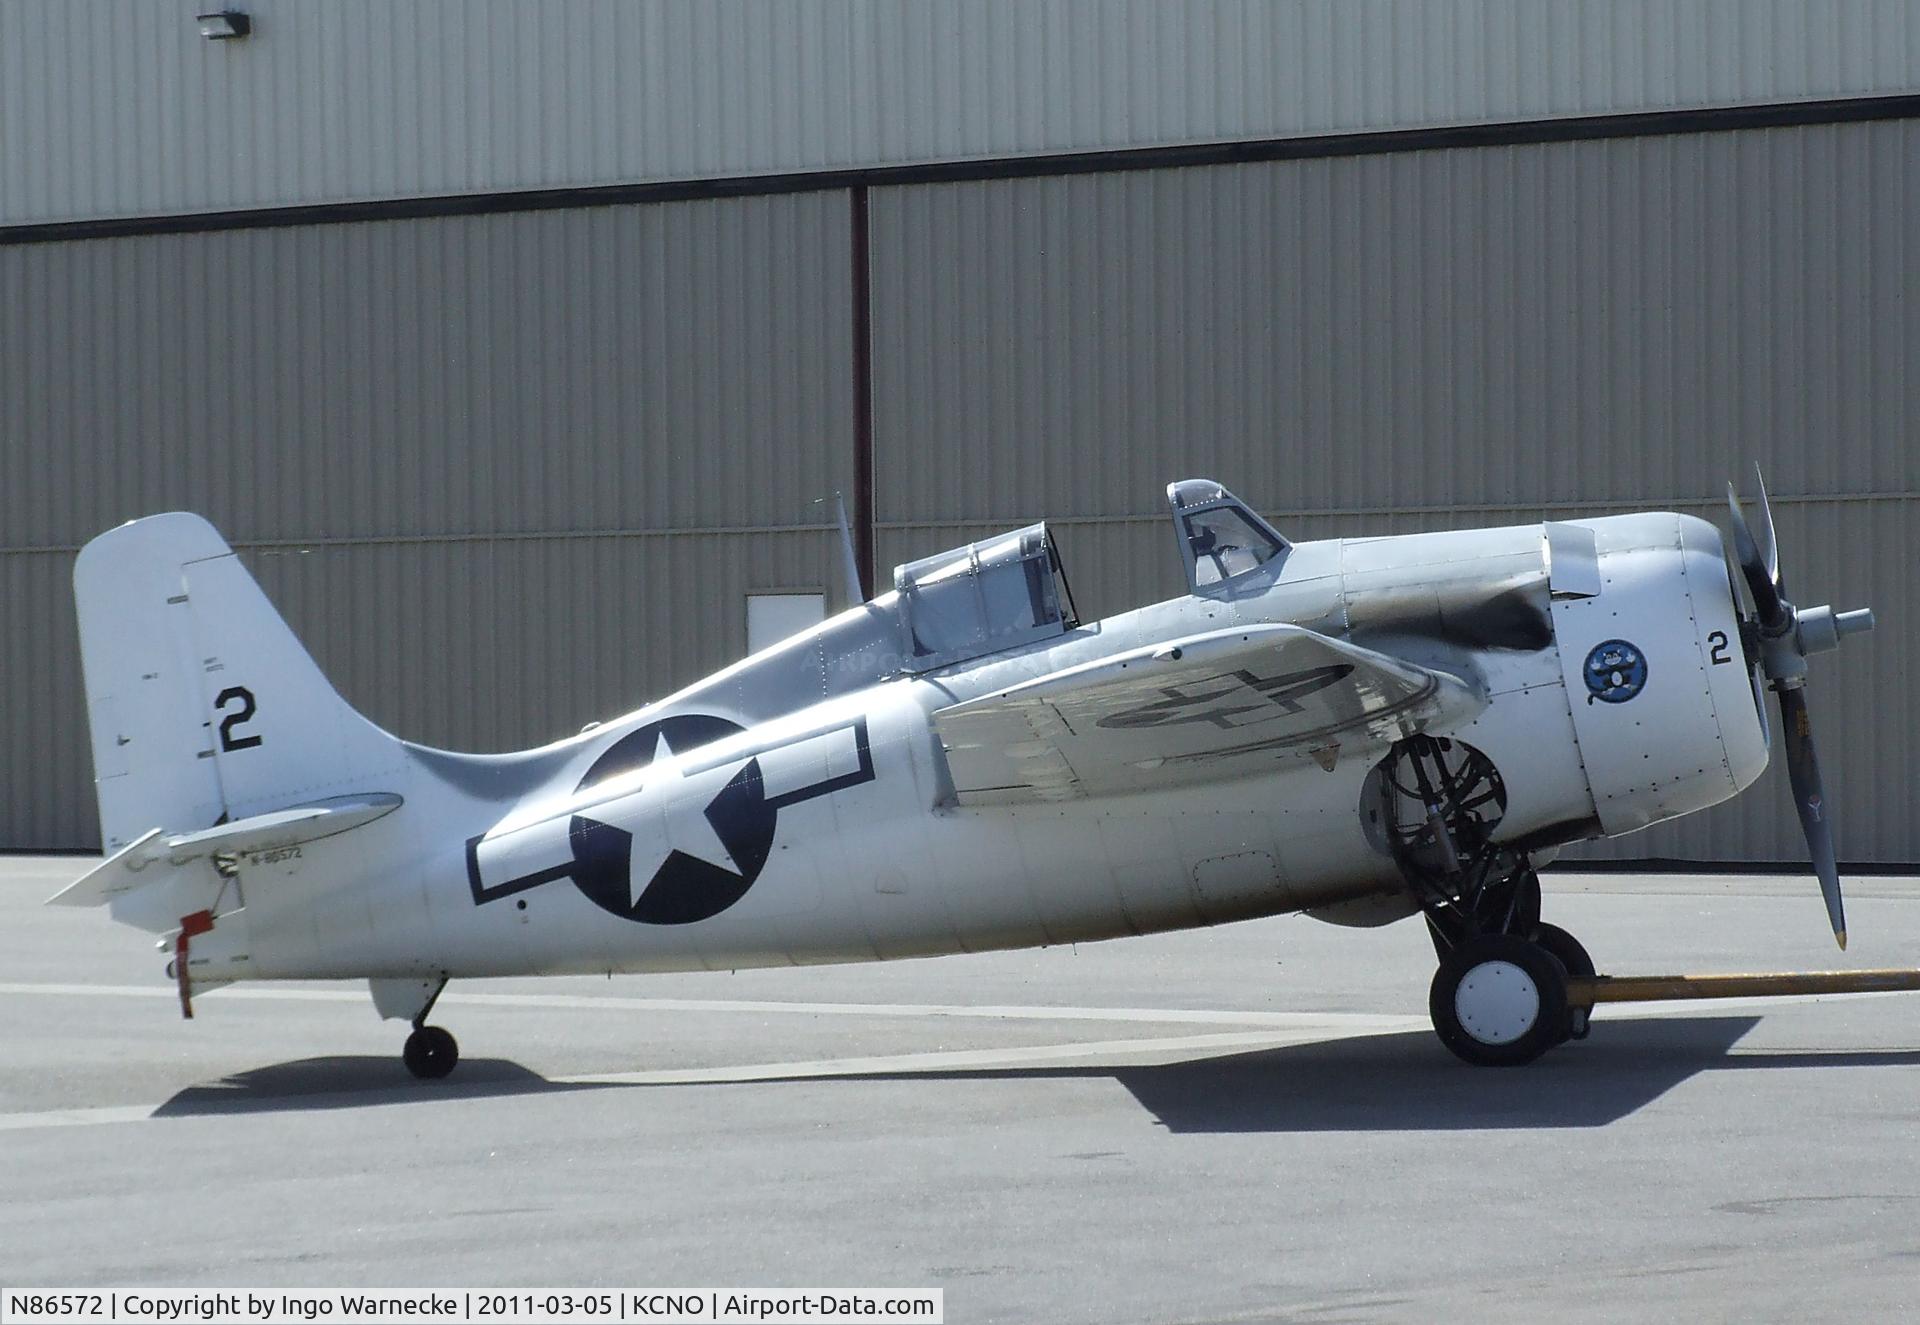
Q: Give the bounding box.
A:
[52,476,1873,1072]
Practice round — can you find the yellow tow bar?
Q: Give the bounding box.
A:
[1567,969,1920,1006]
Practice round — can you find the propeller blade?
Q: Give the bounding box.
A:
[1726,483,1789,632]
[1775,684,1845,949]
[1749,463,1782,598]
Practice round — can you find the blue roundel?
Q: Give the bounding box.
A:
[1584,639,1649,704]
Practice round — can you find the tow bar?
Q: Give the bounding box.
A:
[1568,969,1920,1006]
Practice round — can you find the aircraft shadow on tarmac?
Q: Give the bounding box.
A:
[1107,1019,1764,1133]
[151,1015,1920,1129]
[152,1057,583,1117]
[822,1014,1920,1133]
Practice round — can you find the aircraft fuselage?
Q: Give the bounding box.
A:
[180,510,1764,985]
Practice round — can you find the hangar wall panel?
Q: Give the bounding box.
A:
[0,191,853,547]
[0,553,86,849]
[869,118,1918,863]
[872,119,1918,525]
[7,0,1920,225]
[0,193,853,849]
[246,532,849,751]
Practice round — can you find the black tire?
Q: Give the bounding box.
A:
[403,1025,460,1080]
[1429,934,1569,1067]
[1533,922,1595,1041]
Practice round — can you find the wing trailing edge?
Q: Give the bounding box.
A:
[933,624,1485,805]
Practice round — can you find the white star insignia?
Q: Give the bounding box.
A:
[625,732,749,908]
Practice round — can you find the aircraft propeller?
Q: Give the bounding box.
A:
[1724,466,1875,948]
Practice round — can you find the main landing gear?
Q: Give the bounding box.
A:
[1429,929,1592,1066]
[1375,735,1597,1067]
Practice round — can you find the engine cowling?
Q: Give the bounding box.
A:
[1550,512,1768,837]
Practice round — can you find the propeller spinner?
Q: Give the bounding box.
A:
[1725,466,1875,948]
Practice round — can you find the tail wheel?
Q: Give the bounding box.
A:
[403,1025,459,1080]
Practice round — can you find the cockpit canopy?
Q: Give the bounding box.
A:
[885,482,1280,673]
[893,523,1078,672]
[1167,479,1290,592]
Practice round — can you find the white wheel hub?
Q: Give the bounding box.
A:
[1453,959,1541,1045]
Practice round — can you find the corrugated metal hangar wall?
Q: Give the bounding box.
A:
[2,1,1918,863]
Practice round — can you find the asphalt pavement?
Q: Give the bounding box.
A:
[5,856,1920,1323]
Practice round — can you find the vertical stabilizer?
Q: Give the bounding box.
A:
[73,514,405,852]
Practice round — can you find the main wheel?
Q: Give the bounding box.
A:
[1532,922,1595,1041]
[1429,934,1569,1067]
[403,1025,459,1080]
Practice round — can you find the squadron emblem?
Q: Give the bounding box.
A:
[1583,639,1648,704]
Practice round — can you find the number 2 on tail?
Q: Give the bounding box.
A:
[215,686,262,751]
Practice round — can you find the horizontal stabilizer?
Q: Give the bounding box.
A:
[933,624,1484,804]
[47,793,403,908]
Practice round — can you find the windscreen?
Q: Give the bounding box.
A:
[1184,506,1284,587]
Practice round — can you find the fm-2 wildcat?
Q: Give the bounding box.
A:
[53,475,1873,1073]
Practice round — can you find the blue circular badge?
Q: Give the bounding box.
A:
[1583,639,1648,704]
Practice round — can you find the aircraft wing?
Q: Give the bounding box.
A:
[932,624,1485,804]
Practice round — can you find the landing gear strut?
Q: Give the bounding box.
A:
[1374,735,1596,1065]
[399,976,459,1080]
